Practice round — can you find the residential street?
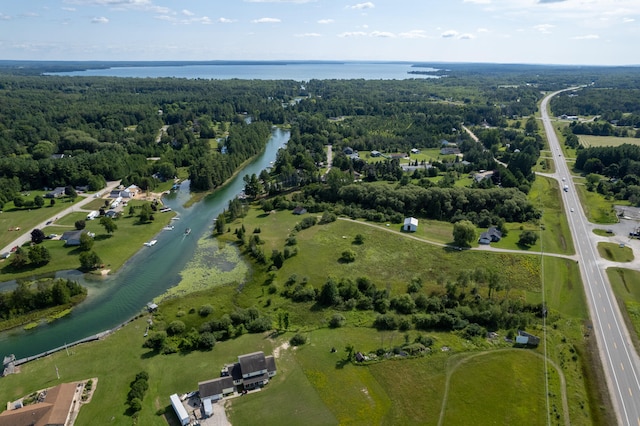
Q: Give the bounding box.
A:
[0,181,121,255]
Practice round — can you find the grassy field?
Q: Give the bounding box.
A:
[608,268,640,353]
[574,184,619,224]
[0,202,174,281]
[0,202,602,425]
[579,135,640,148]
[593,228,615,237]
[0,193,80,249]
[597,242,634,262]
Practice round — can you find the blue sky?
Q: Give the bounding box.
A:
[0,0,638,65]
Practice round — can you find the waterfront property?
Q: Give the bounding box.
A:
[199,351,277,404]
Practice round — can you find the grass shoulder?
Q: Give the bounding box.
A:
[597,242,634,262]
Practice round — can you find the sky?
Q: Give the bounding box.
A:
[0,0,638,65]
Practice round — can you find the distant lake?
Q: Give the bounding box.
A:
[49,62,440,80]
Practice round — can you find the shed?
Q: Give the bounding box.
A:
[403,217,418,232]
[203,398,213,417]
[292,206,307,215]
[410,148,420,154]
[61,230,85,246]
[170,394,190,426]
[370,150,381,157]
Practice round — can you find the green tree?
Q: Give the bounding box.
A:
[271,249,285,269]
[79,232,94,251]
[28,245,51,266]
[99,216,118,234]
[34,195,44,208]
[518,230,538,246]
[65,186,77,200]
[139,203,152,223]
[340,249,356,263]
[79,251,101,270]
[353,234,365,245]
[214,213,226,234]
[75,219,86,230]
[31,228,46,244]
[453,220,476,247]
[13,196,24,208]
[50,198,55,207]
[10,247,28,269]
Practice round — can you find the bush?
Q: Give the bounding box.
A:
[290,333,307,346]
[340,249,356,263]
[198,305,214,317]
[329,314,346,328]
[166,320,186,336]
[199,332,216,350]
[353,234,365,245]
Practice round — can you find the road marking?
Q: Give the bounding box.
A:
[608,323,612,330]
[599,292,602,298]
[621,362,625,371]
[614,341,618,349]
[629,387,633,397]
[603,307,607,313]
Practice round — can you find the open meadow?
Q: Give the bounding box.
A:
[578,135,640,148]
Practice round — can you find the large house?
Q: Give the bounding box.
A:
[0,382,79,426]
[199,351,277,404]
[60,230,86,246]
[44,187,66,199]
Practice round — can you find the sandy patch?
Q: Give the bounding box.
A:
[273,341,290,359]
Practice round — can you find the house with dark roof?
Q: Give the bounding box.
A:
[60,230,86,246]
[343,147,355,155]
[0,382,79,426]
[515,330,540,347]
[478,227,502,245]
[370,150,382,157]
[292,206,307,215]
[440,147,461,155]
[198,351,277,404]
[44,187,66,199]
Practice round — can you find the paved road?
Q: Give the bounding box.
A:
[1,181,121,255]
[541,90,640,426]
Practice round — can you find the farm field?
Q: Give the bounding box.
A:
[579,135,640,148]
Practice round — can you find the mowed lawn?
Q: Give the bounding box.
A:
[608,268,640,352]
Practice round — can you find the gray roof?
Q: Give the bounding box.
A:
[238,351,267,375]
[265,355,276,373]
[199,376,234,398]
[61,230,84,245]
[227,363,243,381]
[243,373,269,386]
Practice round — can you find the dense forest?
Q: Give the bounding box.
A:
[0,278,86,321]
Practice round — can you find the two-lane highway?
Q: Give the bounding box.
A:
[541,90,640,425]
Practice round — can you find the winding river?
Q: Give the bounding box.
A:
[0,127,290,359]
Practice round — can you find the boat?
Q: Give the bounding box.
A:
[163,225,175,231]
[144,240,157,247]
[184,228,191,236]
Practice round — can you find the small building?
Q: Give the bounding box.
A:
[44,187,66,199]
[292,206,307,215]
[343,146,355,155]
[169,393,190,426]
[515,330,540,347]
[105,210,118,218]
[355,352,365,362]
[109,190,122,198]
[199,376,234,403]
[410,148,420,154]
[403,217,418,232]
[370,150,382,157]
[388,152,407,160]
[440,147,461,155]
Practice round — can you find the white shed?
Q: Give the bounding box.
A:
[170,393,190,426]
[403,217,418,232]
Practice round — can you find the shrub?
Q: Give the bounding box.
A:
[290,333,307,346]
[166,320,186,336]
[340,249,356,263]
[329,314,346,328]
[198,305,214,317]
[353,234,365,245]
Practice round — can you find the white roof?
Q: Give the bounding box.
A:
[404,217,418,226]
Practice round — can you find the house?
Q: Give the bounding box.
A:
[370,150,382,157]
[440,147,461,155]
[389,152,407,160]
[109,190,122,198]
[403,217,418,232]
[355,352,366,362]
[61,230,86,246]
[478,227,502,244]
[343,147,355,155]
[44,187,66,199]
[474,170,494,183]
[515,330,540,347]
[122,185,140,198]
[0,382,79,426]
[410,148,420,154]
[199,351,277,405]
[292,206,307,215]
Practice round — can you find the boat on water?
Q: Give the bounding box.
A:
[163,225,175,231]
[144,240,157,247]
[184,228,191,236]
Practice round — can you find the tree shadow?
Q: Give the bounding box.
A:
[335,358,351,369]
[94,234,112,242]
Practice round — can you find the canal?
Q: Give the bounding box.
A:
[0,127,290,359]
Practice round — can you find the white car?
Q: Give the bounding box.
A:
[570,208,574,212]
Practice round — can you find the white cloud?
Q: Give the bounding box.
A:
[318,19,334,24]
[62,7,76,12]
[623,17,635,23]
[21,12,40,18]
[252,17,281,23]
[459,33,476,39]
[398,30,427,39]
[572,34,599,40]
[477,28,489,33]
[65,0,169,14]
[338,31,367,37]
[244,0,315,3]
[348,2,375,10]
[218,17,234,23]
[370,31,394,38]
[0,13,11,20]
[295,33,322,37]
[441,30,458,38]
[91,16,109,23]
[182,9,194,16]
[464,0,491,3]
[534,23,554,34]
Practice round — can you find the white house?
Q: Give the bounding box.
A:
[169,394,190,426]
[403,217,418,232]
